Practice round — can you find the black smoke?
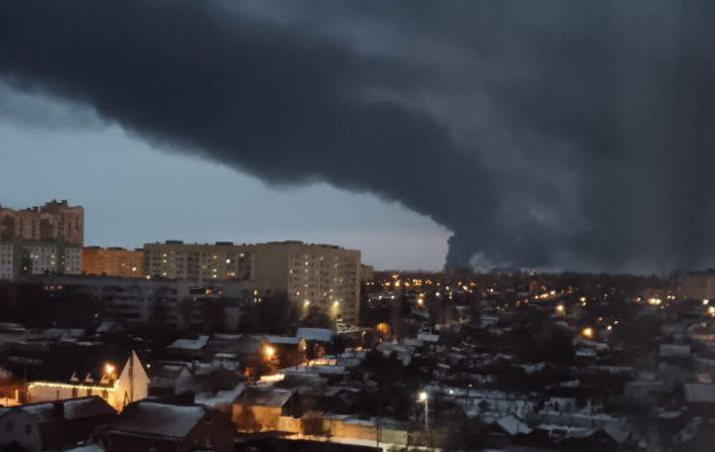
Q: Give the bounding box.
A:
[0,0,714,273]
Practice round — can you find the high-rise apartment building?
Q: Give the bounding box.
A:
[83,246,145,278]
[0,240,82,281]
[250,241,361,324]
[142,240,362,324]
[0,200,84,246]
[143,241,253,283]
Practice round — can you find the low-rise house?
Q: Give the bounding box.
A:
[296,328,334,344]
[264,336,307,368]
[232,386,294,431]
[25,349,149,412]
[167,336,209,360]
[149,362,193,397]
[195,384,245,415]
[0,396,116,452]
[233,335,268,375]
[105,401,234,452]
[297,328,335,359]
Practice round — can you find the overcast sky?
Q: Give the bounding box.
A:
[0,85,449,270]
[1,1,714,273]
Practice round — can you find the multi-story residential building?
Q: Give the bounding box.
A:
[0,240,82,281]
[31,275,266,331]
[142,240,362,324]
[83,246,144,278]
[144,241,253,284]
[0,200,84,246]
[0,243,12,280]
[251,241,361,324]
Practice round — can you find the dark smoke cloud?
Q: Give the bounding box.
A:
[0,0,714,273]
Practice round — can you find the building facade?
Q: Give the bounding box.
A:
[26,351,149,412]
[31,275,265,331]
[83,246,144,278]
[143,241,361,324]
[0,240,82,281]
[251,241,361,325]
[0,200,84,246]
[144,241,253,283]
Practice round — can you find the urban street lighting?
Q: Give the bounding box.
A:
[263,345,276,360]
[417,391,429,430]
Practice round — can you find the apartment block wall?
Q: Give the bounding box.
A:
[143,241,253,284]
[0,200,84,246]
[0,240,82,280]
[83,247,144,278]
[249,241,361,324]
[141,240,361,324]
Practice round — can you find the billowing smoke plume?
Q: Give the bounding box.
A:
[1,0,714,273]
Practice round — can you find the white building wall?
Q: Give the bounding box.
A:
[27,352,149,412]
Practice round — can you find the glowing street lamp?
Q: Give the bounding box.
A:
[417,391,429,430]
[104,363,116,375]
[581,327,594,339]
[263,345,276,360]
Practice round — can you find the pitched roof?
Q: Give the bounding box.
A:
[493,414,532,435]
[168,336,209,351]
[109,401,208,438]
[19,344,134,385]
[238,387,293,407]
[0,396,115,423]
[296,328,334,342]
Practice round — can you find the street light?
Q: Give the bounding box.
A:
[417,391,429,430]
[263,345,276,360]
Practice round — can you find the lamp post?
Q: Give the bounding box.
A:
[418,391,429,431]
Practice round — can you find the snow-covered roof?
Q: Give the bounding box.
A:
[660,344,691,357]
[264,335,303,345]
[417,333,439,343]
[296,328,334,342]
[109,401,208,438]
[494,414,531,435]
[168,335,209,351]
[4,396,115,424]
[196,384,245,408]
[54,444,105,452]
[238,387,293,407]
[684,383,715,403]
[283,364,347,376]
[95,320,124,334]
